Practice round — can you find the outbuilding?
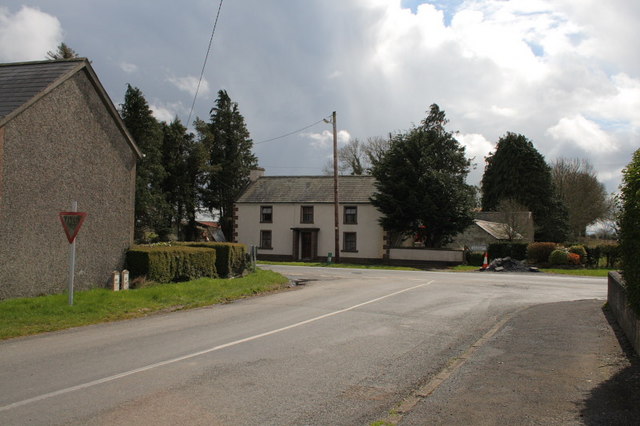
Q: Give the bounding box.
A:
[0,58,141,299]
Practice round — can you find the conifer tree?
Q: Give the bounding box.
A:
[199,90,258,239]
[370,104,475,248]
[481,132,569,242]
[120,84,169,240]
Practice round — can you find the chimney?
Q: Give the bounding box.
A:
[249,168,265,182]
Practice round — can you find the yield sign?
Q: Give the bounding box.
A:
[59,212,87,243]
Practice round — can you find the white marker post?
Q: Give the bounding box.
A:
[59,202,87,306]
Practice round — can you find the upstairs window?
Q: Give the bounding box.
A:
[301,206,314,224]
[344,206,358,224]
[260,206,273,223]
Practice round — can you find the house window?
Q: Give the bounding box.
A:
[344,206,357,224]
[301,206,314,224]
[260,230,272,249]
[343,232,357,252]
[260,206,273,223]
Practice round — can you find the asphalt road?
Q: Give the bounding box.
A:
[0,267,606,425]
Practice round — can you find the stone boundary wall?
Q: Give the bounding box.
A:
[389,247,464,264]
[608,271,640,355]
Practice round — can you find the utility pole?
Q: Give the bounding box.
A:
[329,111,340,263]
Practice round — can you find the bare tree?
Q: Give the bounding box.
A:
[551,158,609,239]
[322,136,391,175]
[496,198,531,241]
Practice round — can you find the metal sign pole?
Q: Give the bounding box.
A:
[68,201,77,306]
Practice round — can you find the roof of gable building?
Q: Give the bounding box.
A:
[237,175,377,204]
[0,58,141,158]
[474,219,522,240]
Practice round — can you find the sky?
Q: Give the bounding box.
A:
[1,0,638,193]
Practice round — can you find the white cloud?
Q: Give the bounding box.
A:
[149,101,187,124]
[304,130,351,149]
[547,115,618,153]
[119,62,138,73]
[167,75,209,96]
[0,6,62,62]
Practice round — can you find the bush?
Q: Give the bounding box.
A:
[568,245,587,263]
[527,242,557,264]
[567,252,581,265]
[466,251,485,266]
[176,242,247,277]
[488,242,528,260]
[600,244,621,268]
[619,148,640,312]
[549,249,569,265]
[126,246,217,283]
[585,245,601,268]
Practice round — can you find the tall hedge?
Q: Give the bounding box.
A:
[176,242,247,278]
[488,242,528,260]
[126,246,217,283]
[620,148,640,312]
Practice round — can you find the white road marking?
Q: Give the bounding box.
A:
[0,281,433,412]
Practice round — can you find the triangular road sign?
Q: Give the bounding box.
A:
[59,212,87,243]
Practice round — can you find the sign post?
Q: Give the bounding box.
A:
[59,202,87,306]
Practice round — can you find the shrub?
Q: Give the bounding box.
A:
[126,246,217,283]
[466,251,485,266]
[585,245,601,268]
[176,242,247,277]
[568,245,587,263]
[619,148,640,312]
[600,244,621,268]
[548,249,569,265]
[567,252,581,265]
[488,242,528,260]
[527,242,557,264]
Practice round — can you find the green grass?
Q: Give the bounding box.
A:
[0,269,289,340]
[539,268,613,277]
[258,261,421,271]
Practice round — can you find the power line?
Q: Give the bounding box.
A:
[186,0,224,127]
[254,118,327,145]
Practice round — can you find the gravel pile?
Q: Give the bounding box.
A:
[481,257,540,273]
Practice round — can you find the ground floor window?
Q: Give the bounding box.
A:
[343,232,357,252]
[260,230,272,249]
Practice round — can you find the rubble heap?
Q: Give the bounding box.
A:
[481,257,540,273]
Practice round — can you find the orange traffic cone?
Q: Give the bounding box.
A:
[482,252,489,269]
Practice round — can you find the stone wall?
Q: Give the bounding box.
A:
[608,271,640,355]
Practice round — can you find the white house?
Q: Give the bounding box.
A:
[234,174,385,262]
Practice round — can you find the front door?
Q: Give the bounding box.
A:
[300,232,312,260]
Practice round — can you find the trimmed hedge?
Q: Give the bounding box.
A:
[176,242,247,278]
[466,251,485,267]
[568,245,587,263]
[488,242,528,260]
[527,242,557,264]
[126,246,217,283]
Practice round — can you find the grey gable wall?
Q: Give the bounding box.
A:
[0,70,136,299]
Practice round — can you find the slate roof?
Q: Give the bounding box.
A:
[236,176,377,204]
[0,59,83,119]
[0,58,141,158]
[474,219,522,240]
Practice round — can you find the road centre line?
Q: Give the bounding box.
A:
[0,281,434,412]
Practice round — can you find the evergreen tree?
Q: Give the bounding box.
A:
[120,84,169,240]
[46,42,79,60]
[370,104,475,248]
[481,132,569,242]
[199,90,258,239]
[619,148,640,312]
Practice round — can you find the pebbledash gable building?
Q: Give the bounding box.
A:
[0,58,141,299]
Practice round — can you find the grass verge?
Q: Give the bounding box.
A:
[538,268,613,277]
[0,269,289,341]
